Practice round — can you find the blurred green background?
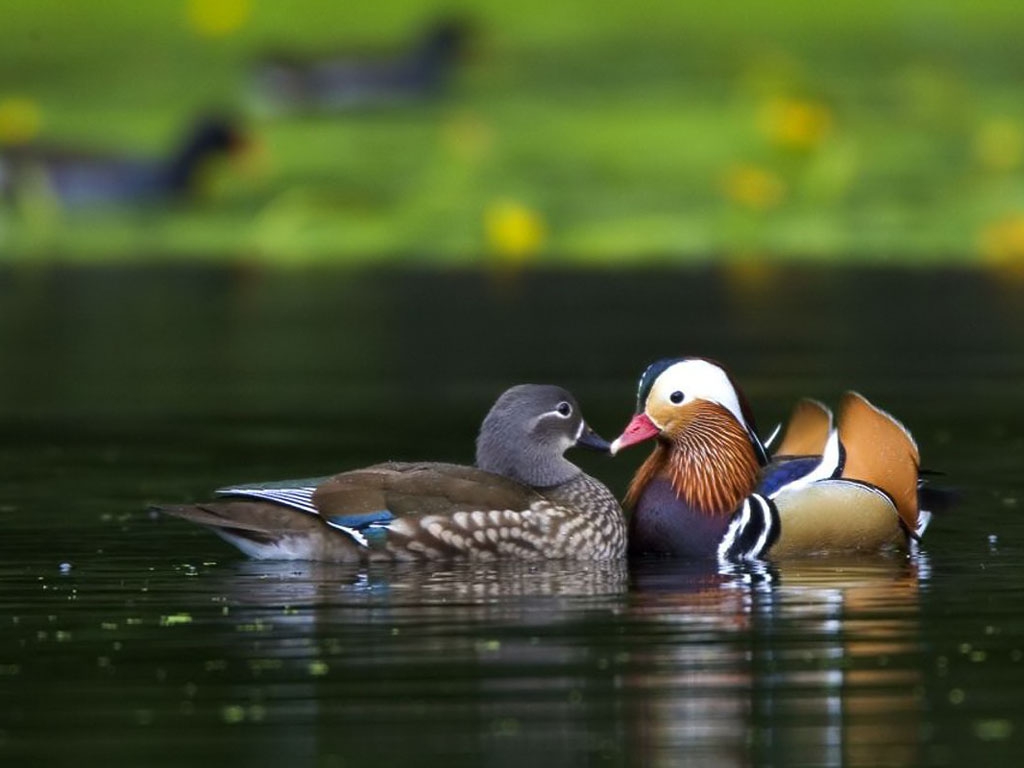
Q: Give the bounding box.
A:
[3,0,1024,265]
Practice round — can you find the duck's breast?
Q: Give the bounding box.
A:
[628,477,732,559]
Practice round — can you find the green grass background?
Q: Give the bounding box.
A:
[3,0,1024,264]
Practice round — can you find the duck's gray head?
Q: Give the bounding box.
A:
[475,384,610,488]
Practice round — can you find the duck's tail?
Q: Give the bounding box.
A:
[836,392,922,536]
[156,502,360,561]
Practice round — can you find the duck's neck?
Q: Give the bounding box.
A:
[626,406,761,516]
[476,439,580,489]
[165,135,218,194]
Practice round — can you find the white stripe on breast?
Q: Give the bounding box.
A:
[717,498,752,562]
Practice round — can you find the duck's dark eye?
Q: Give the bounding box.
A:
[670,391,684,404]
[556,401,572,418]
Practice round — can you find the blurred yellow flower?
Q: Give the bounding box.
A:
[721,164,786,211]
[186,0,251,38]
[0,97,42,145]
[979,215,1024,265]
[974,119,1024,172]
[485,200,546,261]
[759,97,833,151]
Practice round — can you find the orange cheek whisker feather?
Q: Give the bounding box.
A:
[625,403,760,516]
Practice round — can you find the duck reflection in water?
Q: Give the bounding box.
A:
[626,554,928,767]
[174,550,926,767]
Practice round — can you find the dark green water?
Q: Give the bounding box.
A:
[1,266,1022,767]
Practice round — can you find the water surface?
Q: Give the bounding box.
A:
[1,266,1022,766]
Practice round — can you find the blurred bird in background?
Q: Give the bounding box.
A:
[0,116,249,208]
[250,18,472,114]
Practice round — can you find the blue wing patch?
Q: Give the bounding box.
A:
[323,510,395,548]
[757,457,822,497]
[325,510,395,529]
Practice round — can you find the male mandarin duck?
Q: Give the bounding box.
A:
[610,358,932,561]
[159,385,626,561]
[0,117,247,207]
[250,19,471,114]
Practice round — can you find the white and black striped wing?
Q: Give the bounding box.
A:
[215,476,330,515]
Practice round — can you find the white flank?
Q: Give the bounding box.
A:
[214,530,318,560]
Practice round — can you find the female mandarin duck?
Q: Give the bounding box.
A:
[610,358,931,561]
[160,385,625,561]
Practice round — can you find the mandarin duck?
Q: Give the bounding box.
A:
[0,117,246,207]
[250,19,470,114]
[610,358,932,561]
[159,385,625,561]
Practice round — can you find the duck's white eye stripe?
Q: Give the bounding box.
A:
[654,360,749,431]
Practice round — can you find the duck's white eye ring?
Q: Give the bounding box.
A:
[556,401,573,418]
[669,391,684,404]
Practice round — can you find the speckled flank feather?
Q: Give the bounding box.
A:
[370,474,625,560]
[775,399,833,457]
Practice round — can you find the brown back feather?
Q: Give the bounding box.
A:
[313,461,541,520]
[837,392,920,532]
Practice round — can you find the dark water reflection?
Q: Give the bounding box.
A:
[2,266,1024,766]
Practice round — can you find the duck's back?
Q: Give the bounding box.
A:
[313,461,544,519]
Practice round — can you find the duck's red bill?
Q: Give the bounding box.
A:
[610,413,660,455]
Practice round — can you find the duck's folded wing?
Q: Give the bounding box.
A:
[758,456,827,496]
[311,462,541,524]
[216,475,330,514]
[311,462,550,556]
[759,429,844,498]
